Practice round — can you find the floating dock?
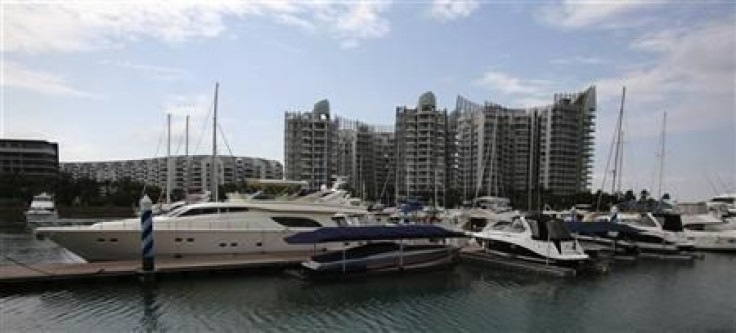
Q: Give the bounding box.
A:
[0,252,311,286]
[459,247,580,278]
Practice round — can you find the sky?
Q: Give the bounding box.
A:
[1,0,734,201]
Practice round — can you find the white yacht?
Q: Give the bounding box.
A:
[25,192,59,226]
[472,214,589,268]
[461,196,517,232]
[581,211,695,254]
[35,199,369,262]
[681,213,736,251]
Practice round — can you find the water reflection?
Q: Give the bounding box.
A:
[138,284,161,333]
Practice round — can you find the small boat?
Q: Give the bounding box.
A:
[24,192,59,226]
[284,225,466,278]
[472,213,589,268]
[681,213,736,251]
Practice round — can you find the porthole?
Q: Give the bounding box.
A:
[256,242,263,247]
[219,243,226,247]
[187,238,194,242]
[96,238,105,242]
[110,238,118,242]
[175,238,183,242]
[230,242,238,247]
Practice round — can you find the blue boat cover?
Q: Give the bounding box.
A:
[566,221,641,235]
[284,225,467,244]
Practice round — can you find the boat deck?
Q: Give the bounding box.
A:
[0,252,311,286]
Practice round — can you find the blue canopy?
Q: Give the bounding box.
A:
[284,225,467,244]
[566,221,641,236]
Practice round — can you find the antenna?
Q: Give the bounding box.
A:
[657,111,667,198]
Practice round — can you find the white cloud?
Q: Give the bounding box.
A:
[475,70,552,95]
[594,20,735,133]
[99,60,187,81]
[3,1,392,53]
[551,56,606,65]
[2,61,99,98]
[537,0,665,29]
[430,0,479,22]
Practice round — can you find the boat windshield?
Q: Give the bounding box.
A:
[528,216,574,241]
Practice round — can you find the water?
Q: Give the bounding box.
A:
[2,231,736,332]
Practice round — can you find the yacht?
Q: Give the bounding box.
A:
[24,192,59,226]
[472,214,589,268]
[461,196,517,232]
[285,225,465,278]
[681,213,736,251]
[581,211,695,254]
[35,199,370,262]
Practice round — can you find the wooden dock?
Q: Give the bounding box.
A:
[459,247,579,278]
[0,252,311,286]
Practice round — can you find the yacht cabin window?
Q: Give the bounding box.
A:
[271,217,322,228]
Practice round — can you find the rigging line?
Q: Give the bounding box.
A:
[596,110,620,211]
[142,119,167,197]
[192,102,214,156]
[217,122,235,157]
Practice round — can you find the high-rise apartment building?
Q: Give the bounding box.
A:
[284,99,340,190]
[395,92,448,204]
[453,86,596,199]
[284,87,595,205]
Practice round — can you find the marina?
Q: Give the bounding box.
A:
[2,231,736,331]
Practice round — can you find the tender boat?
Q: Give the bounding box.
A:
[472,214,589,268]
[24,192,59,226]
[35,199,370,262]
[285,225,466,278]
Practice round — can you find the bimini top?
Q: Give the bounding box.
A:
[284,225,467,244]
[566,221,641,236]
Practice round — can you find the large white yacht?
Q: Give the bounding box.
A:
[35,198,369,262]
[25,192,59,226]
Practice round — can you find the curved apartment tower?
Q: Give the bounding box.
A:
[452,86,596,200]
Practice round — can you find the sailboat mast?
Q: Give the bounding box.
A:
[211,82,219,202]
[166,113,172,204]
[657,111,667,198]
[611,86,626,195]
[185,114,190,198]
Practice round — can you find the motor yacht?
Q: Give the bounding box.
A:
[24,192,59,226]
[580,210,695,254]
[681,213,736,251]
[461,196,517,232]
[35,200,369,262]
[472,214,589,268]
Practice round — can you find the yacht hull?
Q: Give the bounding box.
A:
[37,228,334,262]
[685,231,736,251]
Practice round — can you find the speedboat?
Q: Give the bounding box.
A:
[581,211,695,254]
[681,213,736,251]
[472,214,589,268]
[24,192,59,226]
[35,200,369,262]
[285,225,466,278]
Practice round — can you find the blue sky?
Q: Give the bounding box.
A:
[2,1,734,201]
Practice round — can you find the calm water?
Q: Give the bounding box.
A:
[2,231,736,332]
